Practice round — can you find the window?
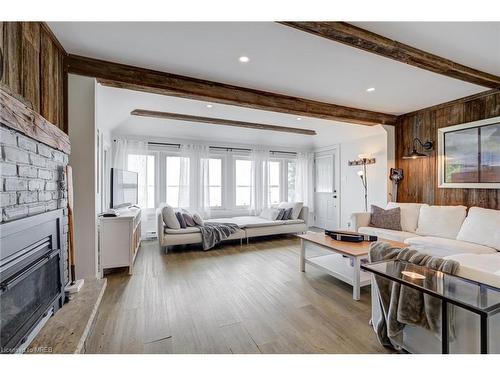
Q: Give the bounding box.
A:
[235,159,251,207]
[315,156,333,193]
[166,156,190,207]
[287,160,296,202]
[269,161,281,205]
[127,154,155,208]
[443,123,500,183]
[208,158,222,208]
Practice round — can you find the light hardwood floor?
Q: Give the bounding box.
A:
[86,235,389,354]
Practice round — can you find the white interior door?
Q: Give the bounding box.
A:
[314,151,339,230]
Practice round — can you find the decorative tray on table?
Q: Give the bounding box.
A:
[324,230,378,242]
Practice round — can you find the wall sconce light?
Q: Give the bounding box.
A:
[403,138,434,159]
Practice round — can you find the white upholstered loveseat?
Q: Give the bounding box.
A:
[156,204,309,251]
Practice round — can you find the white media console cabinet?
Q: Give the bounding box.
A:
[98,207,141,276]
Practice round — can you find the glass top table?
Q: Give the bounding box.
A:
[362,260,500,353]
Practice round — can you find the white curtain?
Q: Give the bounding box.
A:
[112,139,149,170]
[180,144,211,218]
[178,145,192,209]
[198,145,211,219]
[295,152,314,215]
[250,149,270,215]
[112,139,151,209]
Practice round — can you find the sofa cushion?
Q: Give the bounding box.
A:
[386,202,428,233]
[192,212,204,226]
[162,204,180,229]
[456,207,500,251]
[277,202,303,220]
[415,205,467,239]
[165,227,201,234]
[369,205,402,231]
[444,253,500,288]
[283,219,305,225]
[275,208,286,220]
[259,207,280,221]
[404,236,496,258]
[282,208,293,220]
[175,211,187,228]
[181,209,196,227]
[208,216,282,228]
[358,226,418,243]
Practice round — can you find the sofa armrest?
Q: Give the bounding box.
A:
[350,212,371,231]
[156,206,166,245]
[299,206,310,227]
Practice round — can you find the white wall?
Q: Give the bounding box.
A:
[338,127,394,229]
[68,74,98,280]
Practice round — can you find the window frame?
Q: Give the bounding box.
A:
[438,115,500,189]
[207,156,225,209]
[233,157,253,209]
[268,159,282,206]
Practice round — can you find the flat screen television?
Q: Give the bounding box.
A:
[110,168,138,208]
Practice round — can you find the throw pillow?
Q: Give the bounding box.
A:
[259,207,280,220]
[182,211,196,227]
[176,211,187,229]
[162,204,180,229]
[282,207,293,220]
[277,201,303,220]
[275,208,286,220]
[192,212,204,226]
[369,205,402,231]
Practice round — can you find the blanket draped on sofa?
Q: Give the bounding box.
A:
[199,222,240,250]
[369,242,459,349]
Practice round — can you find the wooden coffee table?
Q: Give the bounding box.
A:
[297,232,405,300]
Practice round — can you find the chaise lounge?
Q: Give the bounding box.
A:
[156,203,310,251]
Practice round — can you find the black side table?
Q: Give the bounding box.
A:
[362,260,500,354]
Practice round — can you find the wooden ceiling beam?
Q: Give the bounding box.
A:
[131,109,317,135]
[65,54,397,126]
[279,22,500,89]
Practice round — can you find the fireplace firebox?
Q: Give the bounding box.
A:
[0,209,65,353]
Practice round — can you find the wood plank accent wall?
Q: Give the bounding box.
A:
[0,22,67,133]
[396,90,500,209]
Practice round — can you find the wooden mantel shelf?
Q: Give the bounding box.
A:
[0,88,71,155]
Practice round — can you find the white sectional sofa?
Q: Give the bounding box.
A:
[351,203,500,353]
[156,204,309,251]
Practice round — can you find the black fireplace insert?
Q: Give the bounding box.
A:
[0,209,65,353]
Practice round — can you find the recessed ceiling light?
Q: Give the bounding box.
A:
[366,87,376,92]
[239,56,250,63]
[206,104,213,108]
[296,117,302,120]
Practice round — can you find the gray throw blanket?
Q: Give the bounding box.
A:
[198,222,240,251]
[369,242,460,348]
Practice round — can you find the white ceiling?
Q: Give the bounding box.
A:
[49,22,493,115]
[95,84,386,150]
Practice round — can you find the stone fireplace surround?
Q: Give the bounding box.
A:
[0,88,71,285]
[0,88,72,351]
[1,124,70,283]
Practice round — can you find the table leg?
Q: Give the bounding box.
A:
[300,239,305,272]
[353,256,361,300]
[442,301,449,354]
[480,314,488,354]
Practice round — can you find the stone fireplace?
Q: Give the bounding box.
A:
[1,89,71,352]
